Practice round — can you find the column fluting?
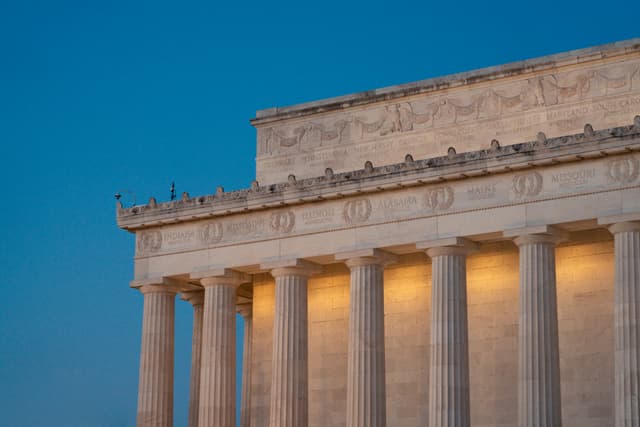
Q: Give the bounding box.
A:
[610,221,640,427]
[136,285,177,427]
[197,276,241,427]
[344,257,388,427]
[269,265,317,427]
[182,291,205,427]
[426,244,475,427]
[514,233,563,427]
[238,303,253,427]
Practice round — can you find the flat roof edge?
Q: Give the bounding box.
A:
[251,38,640,126]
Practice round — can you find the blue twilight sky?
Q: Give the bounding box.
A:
[0,1,637,426]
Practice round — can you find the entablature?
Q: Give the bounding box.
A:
[124,122,640,285]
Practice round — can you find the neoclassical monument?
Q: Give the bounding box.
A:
[117,39,640,427]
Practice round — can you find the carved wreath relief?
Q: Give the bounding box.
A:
[512,172,543,199]
[270,211,296,234]
[199,222,223,244]
[137,230,162,254]
[424,186,454,211]
[607,156,639,184]
[343,198,372,224]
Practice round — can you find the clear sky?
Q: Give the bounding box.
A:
[0,0,637,426]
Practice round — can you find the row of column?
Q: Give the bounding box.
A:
[134,221,640,427]
[135,271,254,427]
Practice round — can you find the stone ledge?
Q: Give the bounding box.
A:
[251,38,640,125]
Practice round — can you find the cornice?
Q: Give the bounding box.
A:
[116,118,640,231]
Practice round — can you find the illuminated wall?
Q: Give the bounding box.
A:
[250,230,615,427]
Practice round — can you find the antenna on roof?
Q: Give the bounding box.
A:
[170,181,176,201]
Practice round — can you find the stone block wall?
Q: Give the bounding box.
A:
[556,230,615,427]
[467,242,519,427]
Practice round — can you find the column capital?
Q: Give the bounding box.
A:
[606,219,640,234]
[190,269,251,288]
[181,290,205,306]
[335,248,398,268]
[261,259,322,278]
[598,212,640,228]
[608,221,640,234]
[131,278,183,295]
[237,303,253,319]
[503,225,568,246]
[138,284,180,295]
[417,237,479,257]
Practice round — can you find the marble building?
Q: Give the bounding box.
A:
[116,39,640,427]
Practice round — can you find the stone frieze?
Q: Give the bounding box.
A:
[135,153,640,257]
[255,55,640,183]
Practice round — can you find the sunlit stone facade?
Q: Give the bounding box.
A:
[117,39,640,427]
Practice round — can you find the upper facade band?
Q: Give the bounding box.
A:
[251,39,640,184]
[115,38,640,283]
[120,122,640,279]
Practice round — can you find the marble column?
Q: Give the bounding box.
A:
[422,239,477,427]
[192,270,249,427]
[336,249,396,427]
[181,291,205,427]
[136,284,177,427]
[237,303,253,427]
[609,221,640,427]
[509,228,565,427]
[265,260,320,427]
